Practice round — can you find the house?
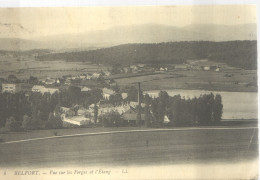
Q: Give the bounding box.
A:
[71,76,79,80]
[121,93,128,99]
[103,71,111,76]
[86,73,92,80]
[122,107,145,124]
[56,79,60,84]
[44,78,56,85]
[91,73,101,79]
[61,114,91,127]
[32,85,59,94]
[129,101,146,108]
[79,74,86,79]
[137,64,145,68]
[102,88,115,99]
[60,107,70,113]
[81,86,91,92]
[130,65,138,70]
[77,107,90,116]
[2,83,21,93]
[160,67,168,71]
[202,66,210,71]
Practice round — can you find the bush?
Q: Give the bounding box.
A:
[22,114,34,131]
[5,116,20,132]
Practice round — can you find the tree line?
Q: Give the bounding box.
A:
[0,86,223,131]
[143,91,223,127]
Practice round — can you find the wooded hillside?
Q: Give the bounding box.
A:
[37,41,257,70]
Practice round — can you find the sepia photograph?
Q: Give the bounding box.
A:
[0,3,258,180]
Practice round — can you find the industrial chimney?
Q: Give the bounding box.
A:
[136,82,141,126]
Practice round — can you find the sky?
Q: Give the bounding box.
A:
[0,5,257,38]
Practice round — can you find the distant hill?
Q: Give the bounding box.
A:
[0,23,256,51]
[33,23,257,50]
[37,41,257,70]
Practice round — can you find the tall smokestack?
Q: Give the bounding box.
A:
[138,82,141,106]
[136,82,141,126]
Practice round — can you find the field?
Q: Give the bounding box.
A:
[115,70,257,92]
[0,125,258,168]
[0,59,108,79]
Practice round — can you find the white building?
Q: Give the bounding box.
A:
[2,83,21,93]
[61,114,91,126]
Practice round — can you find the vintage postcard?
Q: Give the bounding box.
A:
[0,4,258,180]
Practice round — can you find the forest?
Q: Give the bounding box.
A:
[36,41,257,70]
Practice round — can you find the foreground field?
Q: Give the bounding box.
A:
[0,126,258,168]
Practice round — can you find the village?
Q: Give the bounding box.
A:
[0,59,225,129]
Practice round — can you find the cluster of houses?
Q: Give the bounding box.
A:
[118,61,221,73]
[58,100,169,127]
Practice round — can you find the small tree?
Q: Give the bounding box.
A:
[94,104,98,124]
[213,94,223,124]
